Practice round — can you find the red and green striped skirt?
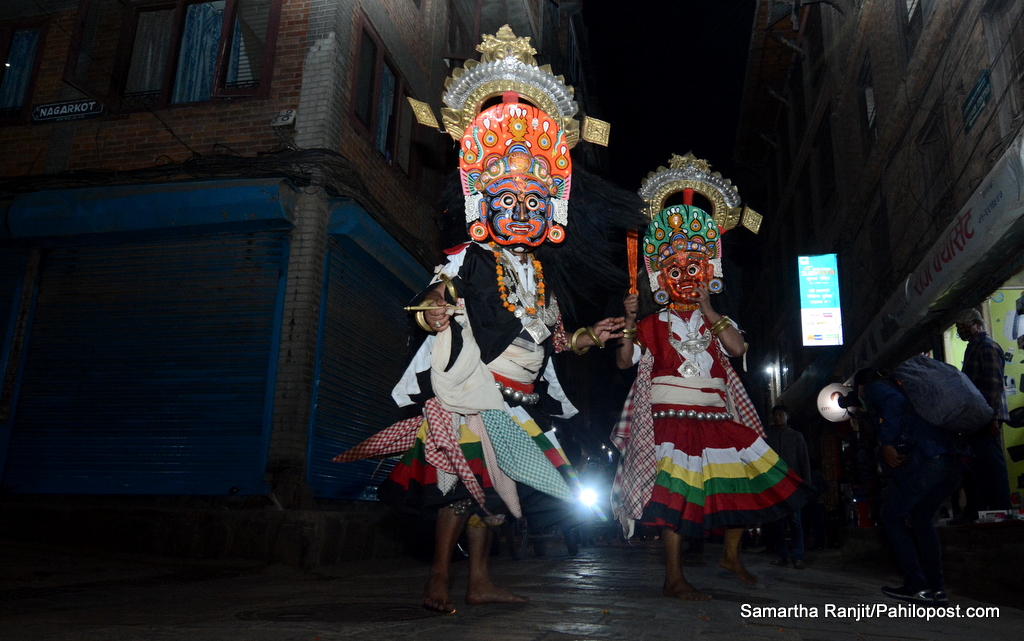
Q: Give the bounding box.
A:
[641,406,808,536]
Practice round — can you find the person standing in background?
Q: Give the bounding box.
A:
[762,405,813,569]
[955,308,1011,522]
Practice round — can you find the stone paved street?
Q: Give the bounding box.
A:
[2,537,1021,640]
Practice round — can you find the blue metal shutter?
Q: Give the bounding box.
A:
[0,248,28,388]
[306,237,417,499]
[1,230,288,495]
[0,247,29,477]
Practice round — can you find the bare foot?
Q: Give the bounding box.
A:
[423,572,455,613]
[719,557,758,586]
[663,578,712,601]
[465,580,529,605]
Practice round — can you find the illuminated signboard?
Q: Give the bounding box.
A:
[798,254,843,346]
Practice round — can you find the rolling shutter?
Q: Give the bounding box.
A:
[306,237,417,499]
[0,247,29,477]
[1,230,287,495]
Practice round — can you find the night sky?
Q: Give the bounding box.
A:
[573,1,767,441]
[581,0,758,191]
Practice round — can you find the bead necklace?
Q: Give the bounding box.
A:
[669,299,699,312]
[492,244,546,318]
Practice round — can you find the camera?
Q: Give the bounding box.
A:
[892,434,914,456]
[836,391,859,409]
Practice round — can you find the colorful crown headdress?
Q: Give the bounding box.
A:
[406,26,611,245]
[632,153,763,303]
[441,25,581,149]
[639,153,762,231]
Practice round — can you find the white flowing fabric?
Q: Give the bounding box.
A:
[430,319,504,415]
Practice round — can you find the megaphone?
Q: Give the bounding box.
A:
[817,383,854,422]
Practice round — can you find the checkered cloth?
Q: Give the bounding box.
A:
[333,398,490,512]
[610,350,656,536]
[963,332,1010,421]
[482,409,574,502]
[465,413,522,518]
[720,343,766,438]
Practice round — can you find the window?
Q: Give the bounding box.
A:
[868,194,893,287]
[396,91,414,173]
[446,0,481,63]
[789,64,806,140]
[813,114,836,207]
[352,26,411,166]
[858,57,877,156]
[982,0,1024,137]
[898,0,934,62]
[66,0,280,110]
[915,105,950,217]
[805,5,826,89]
[0,22,46,123]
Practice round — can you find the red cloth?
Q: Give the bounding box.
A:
[611,312,767,532]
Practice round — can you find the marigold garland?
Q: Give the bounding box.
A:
[491,244,545,316]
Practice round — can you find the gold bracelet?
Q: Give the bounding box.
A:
[438,273,458,302]
[710,316,731,336]
[585,325,605,349]
[414,310,435,333]
[571,327,590,355]
[622,327,637,340]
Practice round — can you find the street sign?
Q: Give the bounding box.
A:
[798,254,844,346]
[31,99,105,124]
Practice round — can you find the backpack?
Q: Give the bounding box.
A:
[891,354,994,434]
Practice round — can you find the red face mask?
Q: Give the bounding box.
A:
[657,252,714,306]
[483,175,551,247]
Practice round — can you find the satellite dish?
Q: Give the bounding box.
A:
[817,383,853,422]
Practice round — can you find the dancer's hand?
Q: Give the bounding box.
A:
[576,317,625,349]
[422,285,450,332]
[881,445,906,468]
[623,293,638,322]
[693,284,713,315]
[593,316,626,344]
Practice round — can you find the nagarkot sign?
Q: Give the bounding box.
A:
[31,99,105,123]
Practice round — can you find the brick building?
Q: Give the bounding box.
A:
[0,0,603,564]
[735,1,1024,514]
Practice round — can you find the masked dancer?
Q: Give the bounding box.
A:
[612,154,809,600]
[335,26,635,613]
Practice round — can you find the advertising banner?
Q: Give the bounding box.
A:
[799,254,843,346]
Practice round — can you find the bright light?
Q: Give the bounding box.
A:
[817,383,853,422]
[764,366,773,374]
[579,487,598,507]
